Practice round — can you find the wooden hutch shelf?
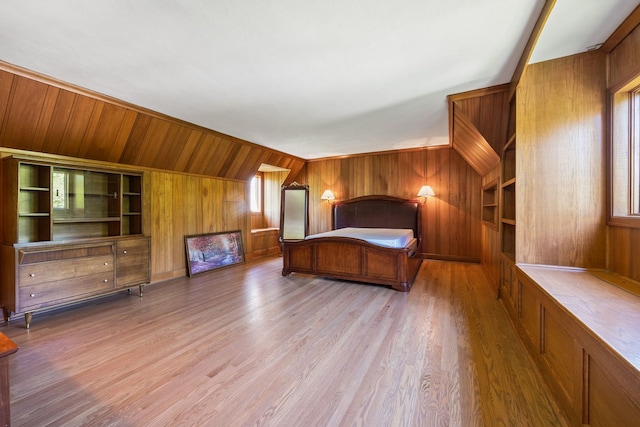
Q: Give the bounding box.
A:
[1,156,150,328]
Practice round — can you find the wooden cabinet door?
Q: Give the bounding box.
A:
[116,237,150,287]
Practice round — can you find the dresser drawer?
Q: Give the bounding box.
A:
[18,255,114,286]
[19,270,115,311]
[116,238,150,286]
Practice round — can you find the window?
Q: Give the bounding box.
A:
[52,170,68,210]
[609,75,640,226]
[52,169,85,214]
[250,174,262,213]
[632,86,640,214]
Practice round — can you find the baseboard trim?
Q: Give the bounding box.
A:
[421,253,481,263]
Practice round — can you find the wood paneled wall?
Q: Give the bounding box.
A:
[301,148,482,261]
[607,17,640,90]
[448,85,509,287]
[0,63,305,183]
[516,51,607,268]
[263,170,289,229]
[149,170,249,282]
[607,22,640,282]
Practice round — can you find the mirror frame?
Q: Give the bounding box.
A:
[279,182,309,242]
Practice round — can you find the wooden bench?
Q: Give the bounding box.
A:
[511,265,640,426]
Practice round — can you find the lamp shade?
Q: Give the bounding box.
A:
[321,189,335,200]
[417,185,435,198]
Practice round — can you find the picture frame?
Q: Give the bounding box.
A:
[184,230,245,277]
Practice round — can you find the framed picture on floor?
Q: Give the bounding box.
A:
[184,230,245,276]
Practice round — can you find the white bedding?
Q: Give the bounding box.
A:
[305,227,414,249]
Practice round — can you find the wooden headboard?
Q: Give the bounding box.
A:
[332,195,422,240]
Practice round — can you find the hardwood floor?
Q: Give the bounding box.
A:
[1,258,570,426]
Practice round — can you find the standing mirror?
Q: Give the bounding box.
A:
[280,182,309,241]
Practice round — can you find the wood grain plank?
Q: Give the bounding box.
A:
[83,103,127,160]
[211,141,242,178]
[170,173,188,271]
[0,259,571,426]
[57,96,97,158]
[0,76,48,151]
[108,109,138,163]
[118,114,152,165]
[76,100,105,159]
[200,178,216,233]
[224,145,254,180]
[608,14,640,90]
[193,135,225,176]
[134,118,172,167]
[0,70,15,134]
[151,123,193,172]
[452,104,500,176]
[172,129,204,173]
[517,51,607,267]
[31,86,60,152]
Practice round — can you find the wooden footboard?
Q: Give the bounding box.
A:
[281,237,422,291]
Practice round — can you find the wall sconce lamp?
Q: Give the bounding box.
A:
[417,185,435,203]
[321,189,335,204]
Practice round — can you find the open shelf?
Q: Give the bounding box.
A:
[4,156,144,243]
[482,180,499,228]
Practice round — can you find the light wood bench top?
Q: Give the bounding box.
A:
[0,333,18,358]
[517,264,640,372]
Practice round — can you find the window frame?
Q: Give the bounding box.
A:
[632,86,640,214]
[608,75,640,228]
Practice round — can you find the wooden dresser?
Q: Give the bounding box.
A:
[1,156,150,328]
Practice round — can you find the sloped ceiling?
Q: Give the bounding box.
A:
[0,66,306,182]
[0,1,637,161]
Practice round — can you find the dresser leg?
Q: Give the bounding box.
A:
[25,312,32,329]
[139,285,144,298]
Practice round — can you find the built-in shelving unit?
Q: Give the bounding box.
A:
[500,134,516,261]
[499,94,517,306]
[481,180,499,228]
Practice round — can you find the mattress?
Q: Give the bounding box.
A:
[305,227,414,249]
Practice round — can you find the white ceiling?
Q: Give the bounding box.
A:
[0,1,637,159]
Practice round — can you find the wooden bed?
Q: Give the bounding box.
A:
[281,195,423,291]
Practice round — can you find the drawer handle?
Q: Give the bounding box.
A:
[29,273,35,277]
[30,293,35,298]
[104,262,108,266]
[103,279,109,283]
[123,250,128,254]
